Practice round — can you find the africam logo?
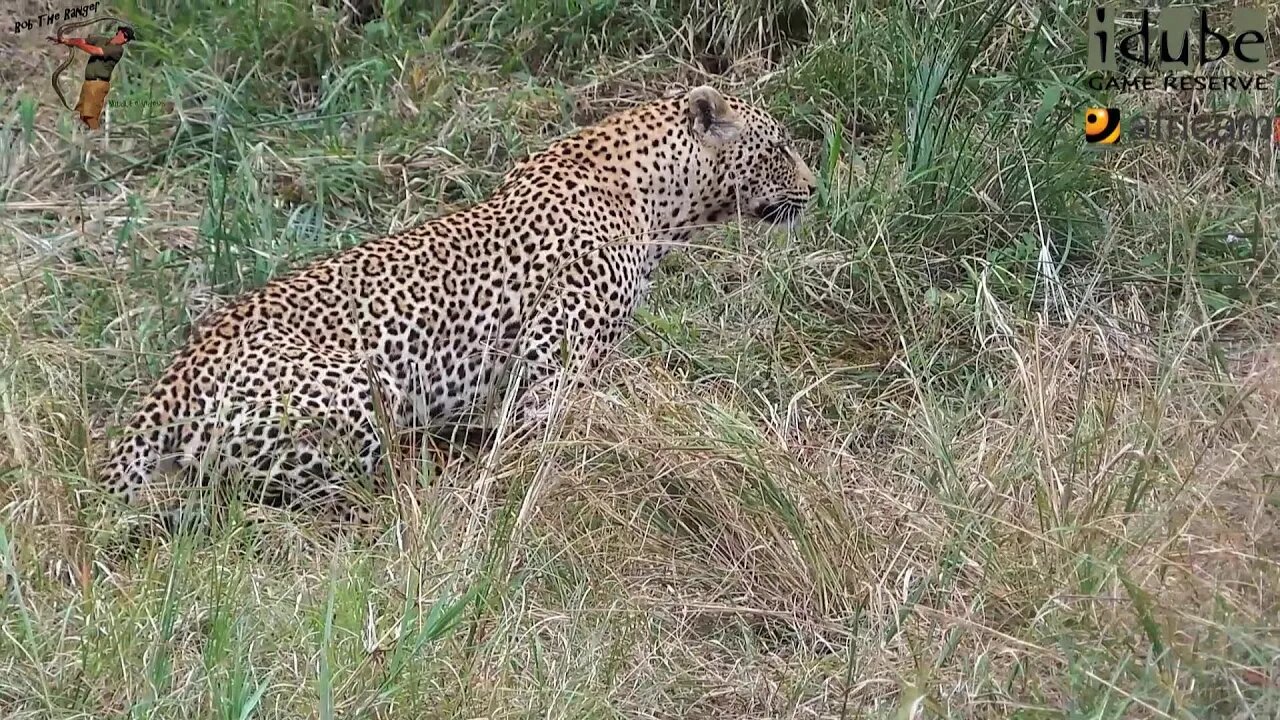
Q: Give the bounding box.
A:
[1085,106,1280,146]
[45,14,137,130]
[1084,108,1121,144]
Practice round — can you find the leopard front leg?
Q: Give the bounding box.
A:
[501,268,642,436]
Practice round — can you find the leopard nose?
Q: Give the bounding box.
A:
[796,158,818,197]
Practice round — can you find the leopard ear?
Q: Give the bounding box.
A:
[687,85,743,146]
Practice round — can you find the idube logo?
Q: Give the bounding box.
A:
[1086,6,1272,93]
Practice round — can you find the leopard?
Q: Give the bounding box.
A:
[97,84,817,524]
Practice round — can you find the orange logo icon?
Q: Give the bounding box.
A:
[1085,107,1120,144]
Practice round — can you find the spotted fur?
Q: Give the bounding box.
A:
[99,85,817,521]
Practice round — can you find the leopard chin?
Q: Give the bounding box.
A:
[755,200,806,230]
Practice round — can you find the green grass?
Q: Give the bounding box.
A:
[3,0,1280,716]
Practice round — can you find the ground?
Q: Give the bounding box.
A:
[1,0,1279,718]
